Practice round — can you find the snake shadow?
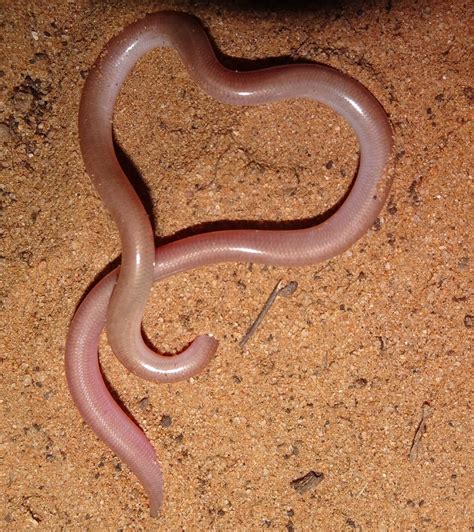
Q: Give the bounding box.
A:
[103,0,392,15]
[113,132,358,247]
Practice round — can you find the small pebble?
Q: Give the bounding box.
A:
[458,257,469,271]
[13,91,34,113]
[160,415,172,428]
[138,396,150,409]
[0,123,11,143]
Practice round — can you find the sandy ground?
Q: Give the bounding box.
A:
[1,0,472,530]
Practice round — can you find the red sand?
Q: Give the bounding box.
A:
[1,1,472,529]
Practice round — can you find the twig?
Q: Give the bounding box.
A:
[409,402,433,462]
[355,482,368,498]
[239,280,298,347]
[290,471,324,494]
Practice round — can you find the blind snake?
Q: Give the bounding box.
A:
[66,11,393,516]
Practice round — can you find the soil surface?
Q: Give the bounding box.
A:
[1,1,472,530]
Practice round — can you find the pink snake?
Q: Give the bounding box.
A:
[66,11,393,516]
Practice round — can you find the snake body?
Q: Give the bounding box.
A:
[66,11,393,516]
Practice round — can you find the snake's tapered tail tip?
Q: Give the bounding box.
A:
[149,494,163,518]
